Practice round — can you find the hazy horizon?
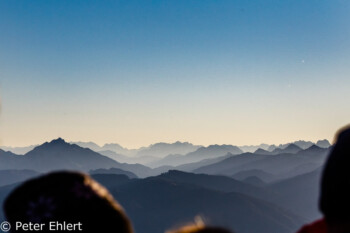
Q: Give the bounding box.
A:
[0,136,332,150]
[1,0,349,148]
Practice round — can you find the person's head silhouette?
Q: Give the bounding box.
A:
[4,171,133,233]
[320,125,350,232]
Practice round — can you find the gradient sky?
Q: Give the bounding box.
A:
[1,0,350,148]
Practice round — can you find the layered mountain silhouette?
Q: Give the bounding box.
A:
[267,167,323,220]
[232,169,277,183]
[194,153,269,176]
[254,144,302,155]
[96,150,154,164]
[101,174,305,233]
[0,149,23,168]
[153,170,320,221]
[0,137,332,233]
[0,145,36,155]
[239,140,331,153]
[2,139,331,169]
[135,141,201,158]
[194,146,329,181]
[0,138,153,177]
[238,143,271,153]
[73,141,200,158]
[149,145,243,167]
[275,141,315,150]
[253,148,271,155]
[157,170,277,203]
[90,167,137,179]
[73,141,137,156]
[271,144,302,154]
[0,169,40,187]
[175,153,233,172]
[1,138,330,181]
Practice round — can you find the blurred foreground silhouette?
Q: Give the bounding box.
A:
[297,125,350,233]
[4,171,133,233]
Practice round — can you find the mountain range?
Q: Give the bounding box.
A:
[194,145,329,181]
[148,145,243,168]
[2,139,331,158]
[1,138,331,181]
[0,137,332,232]
[0,138,153,178]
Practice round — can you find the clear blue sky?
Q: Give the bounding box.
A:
[1,0,350,147]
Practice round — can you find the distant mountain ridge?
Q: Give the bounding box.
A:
[2,139,331,160]
[237,140,331,153]
[270,144,302,155]
[149,145,243,167]
[0,145,37,155]
[0,149,23,167]
[0,138,154,178]
[73,141,201,158]
[1,138,331,179]
[194,146,330,181]
[135,141,201,158]
[73,141,139,156]
[271,140,331,151]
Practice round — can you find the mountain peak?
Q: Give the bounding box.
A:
[316,139,331,148]
[50,138,66,144]
[28,138,70,153]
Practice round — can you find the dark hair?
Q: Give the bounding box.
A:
[320,125,350,224]
[4,171,133,233]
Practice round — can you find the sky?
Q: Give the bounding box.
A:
[1,0,350,148]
